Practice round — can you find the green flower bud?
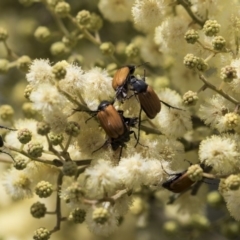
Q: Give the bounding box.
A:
[196,58,208,72]
[203,19,220,37]
[100,42,115,55]
[35,181,53,198]
[191,214,210,230]
[125,43,139,58]
[22,102,38,119]
[65,121,80,137]
[67,54,84,65]
[184,29,199,44]
[62,35,77,48]
[17,128,32,144]
[212,36,226,51]
[87,13,103,32]
[49,132,64,145]
[0,27,8,41]
[13,156,28,170]
[62,161,78,176]
[183,91,198,106]
[52,60,68,80]
[33,227,51,240]
[0,59,9,74]
[163,221,179,234]
[187,164,203,182]
[207,191,223,207]
[54,1,71,17]
[17,55,31,72]
[24,84,33,100]
[37,122,51,136]
[183,54,199,69]
[50,41,66,56]
[92,207,109,224]
[31,202,47,218]
[27,141,43,158]
[76,10,91,25]
[225,174,240,190]
[224,112,240,130]
[69,208,86,223]
[221,222,240,238]
[0,105,14,121]
[34,26,51,42]
[220,65,237,82]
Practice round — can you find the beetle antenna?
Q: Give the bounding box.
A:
[85,114,97,124]
[136,62,149,69]
[160,100,184,111]
[92,140,108,154]
[134,108,142,147]
[0,125,17,131]
[160,161,171,176]
[184,159,193,166]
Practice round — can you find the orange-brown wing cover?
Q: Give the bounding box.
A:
[97,105,125,138]
[169,174,194,193]
[138,86,161,119]
[112,67,130,90]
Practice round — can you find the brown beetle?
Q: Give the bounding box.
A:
[162,170,194,193]
[0,125,16,161]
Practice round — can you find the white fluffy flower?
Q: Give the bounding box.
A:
[199,135,240,175]
[154,88,192,138]
[228,58,240,94]
[132,0,169,33]
[81,68,114,110]
[199,94,235,132]
[116,153,146,190]
[98,0,134,22]
[2,168,33,200]
[26,59,52,87]
[84,160,120,199]
[154,16,190,54]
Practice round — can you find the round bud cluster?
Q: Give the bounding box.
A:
[13,156,28,170]
[22,102,38,118]
[184,29,199,44]
[37,122,51,136]
[212,36,226,51]
[76,10,91,26]
[62,161,78,176]
[191,215,210,230]
[69,208,86,223]
[63,183,85,203]
[34,26,51,42]
[52,61,68,80]
[100,42,115,55]
[33,227,51,240]
[196,58,208,71]
[0,27,8,41]
[186,164,203,182]
[17,128,32,144]
[27,141,43,158]
[220,65,237,82]
[50,41,66,56]
[203,19,221,37]
[65,121,80,137]
[125,43,139,58]
[225,174,240,190]
[54,2,71,18]
[31,202,47,218]
[0,59,9,73]
[207,191,223,207]
[87,13,103,32]
[17,55,31,72]
[62,36,76,48]
[223,112,240,130]
[163,221,179,234]
[48,132,63,145]
[183,54,199,69]
[35,181,53,198]
[92,207,109,224]
[182,91,198,106]
[0,104,14,121]
[24,85,33,100]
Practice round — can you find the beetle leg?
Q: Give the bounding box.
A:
[92,140,109,154]
[0,149,15,162]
